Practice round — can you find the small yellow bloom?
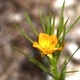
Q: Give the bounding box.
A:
[33,33,63,55]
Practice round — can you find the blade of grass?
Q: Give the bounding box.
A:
[51,16,55,34]
[59,18,69,40]
[49,12,54,35]
[44,13,51,34]
[61,22,66,46]
[57,1,65,38]
[25,13,38,36]
[63,18,69,28]
[66,16,80,34]
[64,70,79,74]
[14,46,55,78]
[61,47,80,74]
[58,17,64,37]
[59,48,80,79]
[15,24,33,43]
[39,9,46,32]
[60,70,79,79]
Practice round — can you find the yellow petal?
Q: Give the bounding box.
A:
[38,33,51,48]
[33,41,46,54]
[50,34,58,46]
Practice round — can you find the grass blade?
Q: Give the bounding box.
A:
[64,70,79,74]
[14,46,54,78]
[51,16,55,34]
[25,13,39,36]
[39,9,46,32]
[66,16,80,34]
[15,24,33,43]
[61,47,80,74]
[57,1,65,38]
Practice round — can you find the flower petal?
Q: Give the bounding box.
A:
[38,33,51,48]
[50,34,58,46]
[33,41,46,54]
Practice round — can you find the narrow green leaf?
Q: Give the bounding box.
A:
[59,18,69,41]
[44,13,50,34]
[61,18,69,42]
[49,13,52,35]
[39,9,46,32]
[66,16,80,34]
[63,18,69,28]
[59,47,80,79]
[15,24,33,43]
[58,17,64,36]
[59,58,67,80]
[25,13,39,36]
[65,47,80,66]
[57,1,65,38]
[61,47,80,73]
[14,46,54,78]
[51,16,55,34]
[60,70,79,79]
[64,70,79,74]
[61,23,66,46]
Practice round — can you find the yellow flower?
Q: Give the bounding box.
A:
[33,33,63,55]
